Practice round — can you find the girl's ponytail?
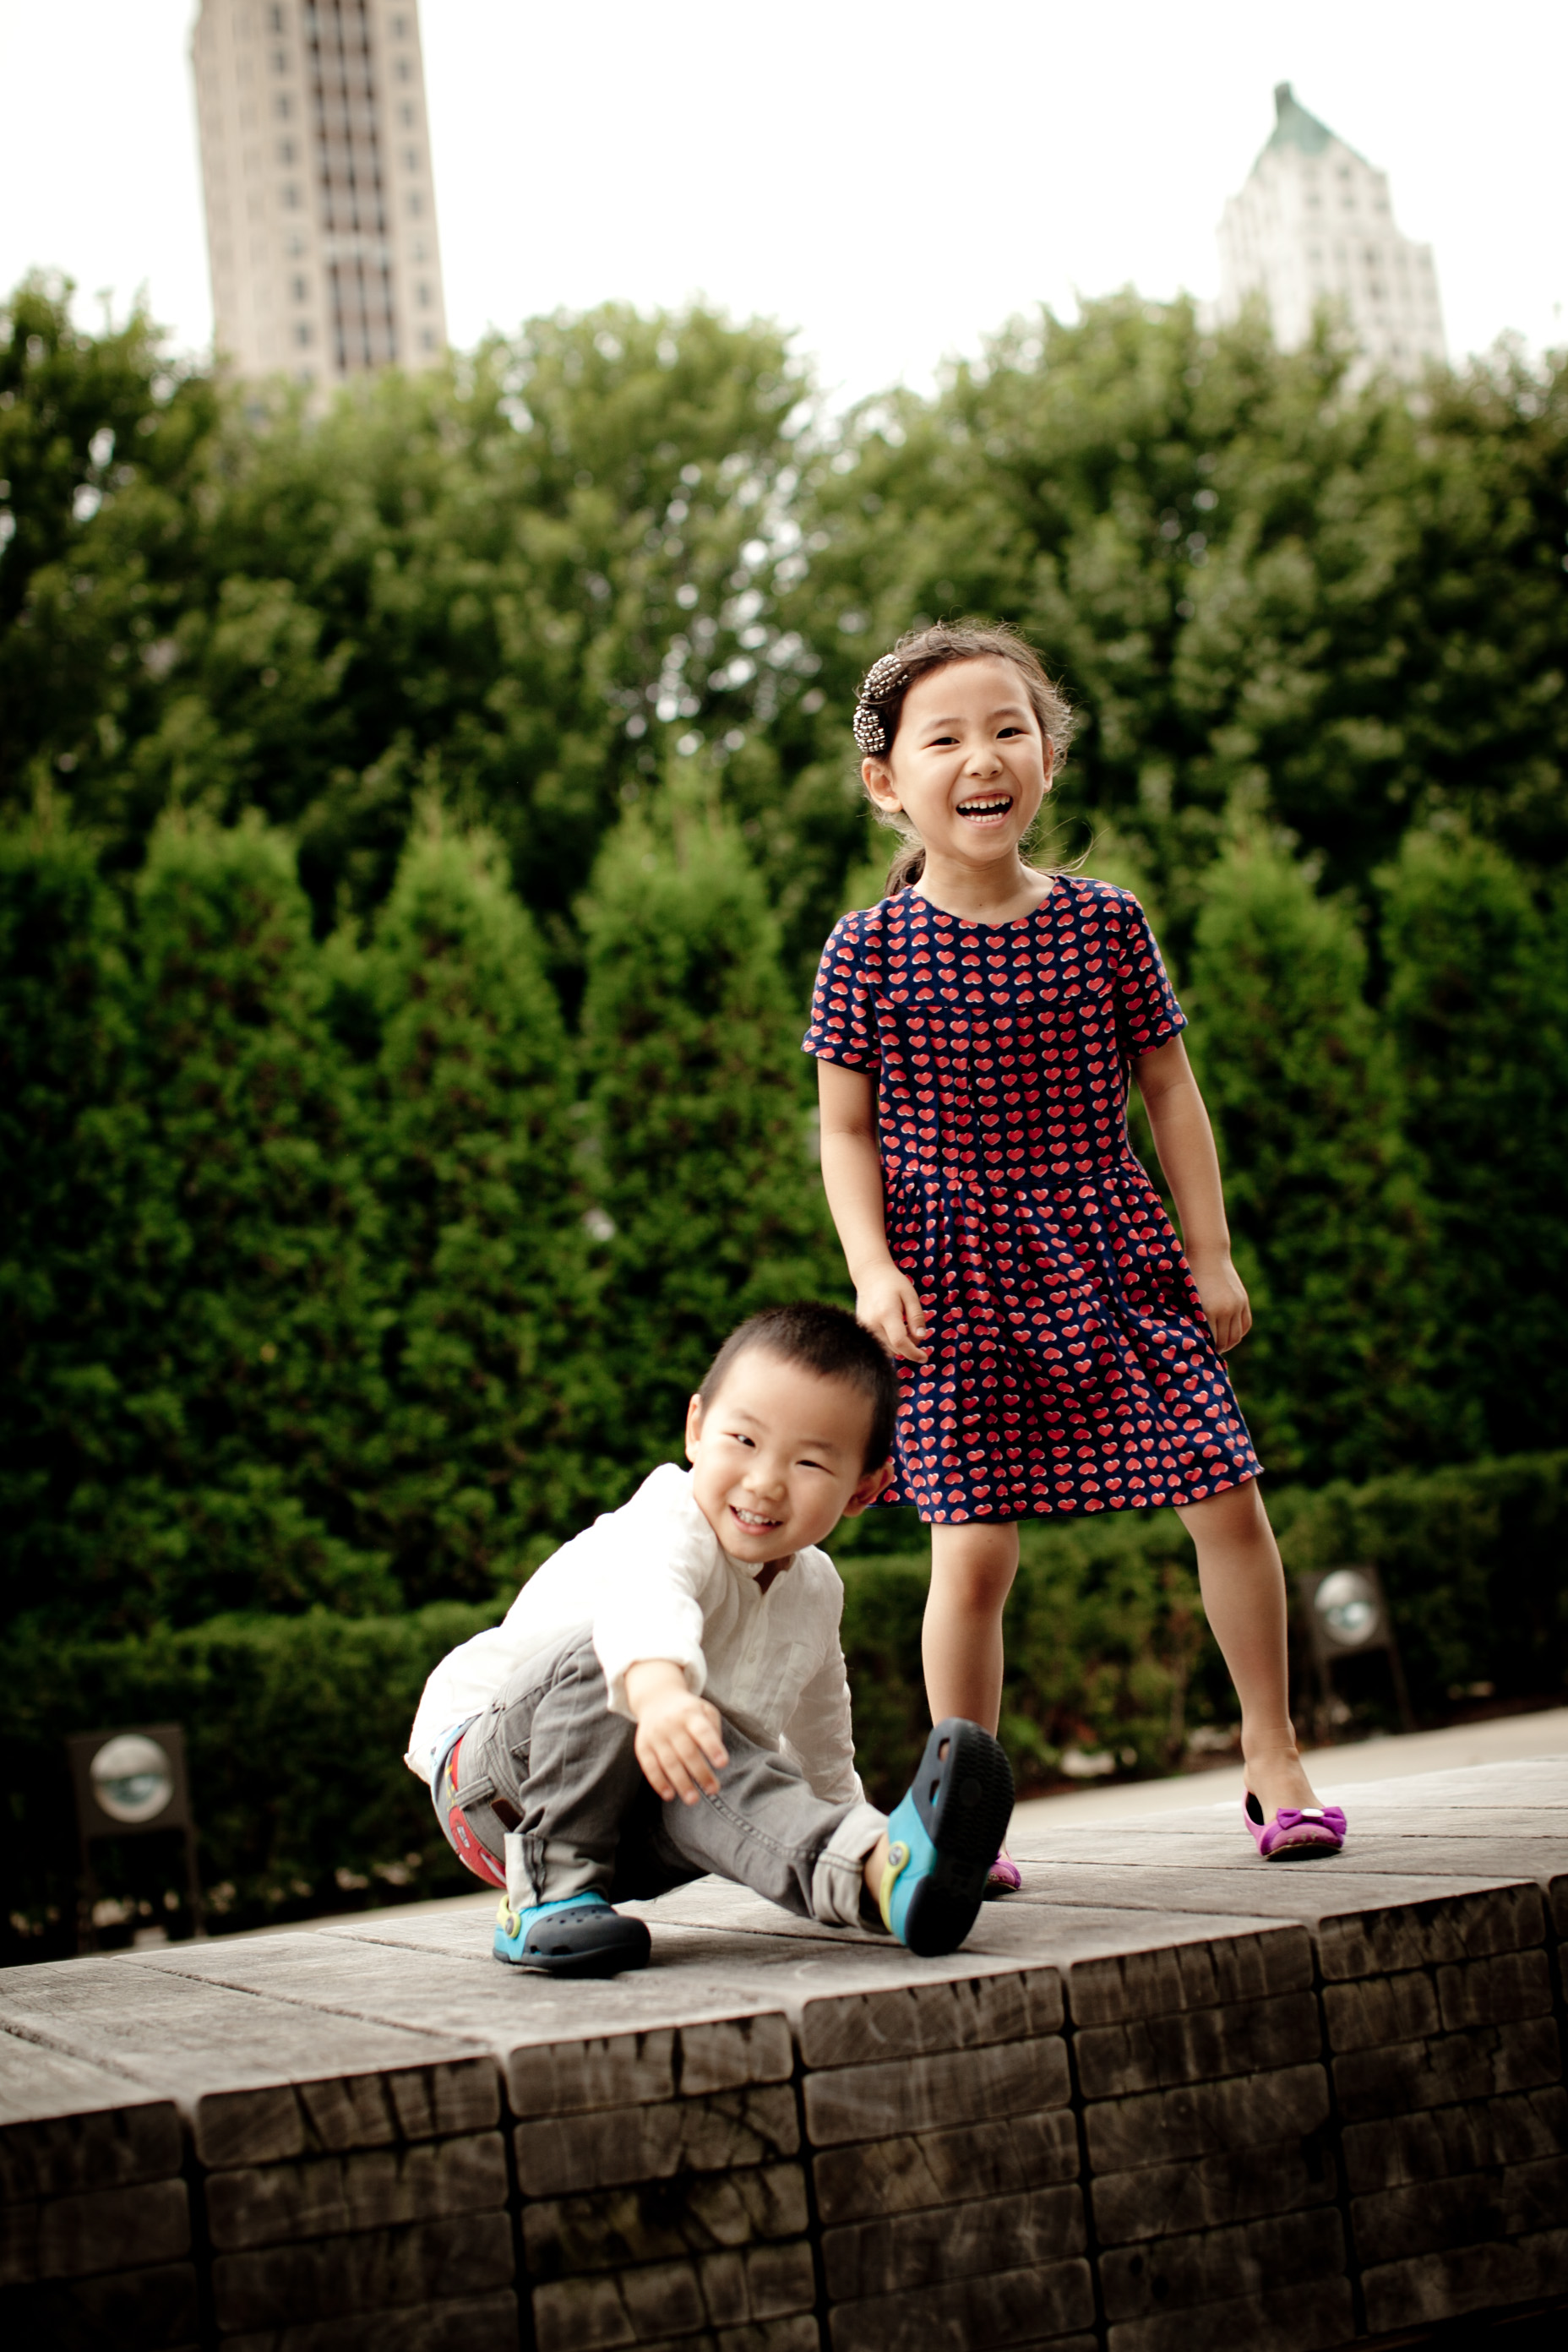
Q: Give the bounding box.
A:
[885,839,927,895]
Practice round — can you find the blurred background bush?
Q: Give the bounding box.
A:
[3,278,1565,1956]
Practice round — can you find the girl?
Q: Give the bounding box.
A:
[803,621,1345,1869]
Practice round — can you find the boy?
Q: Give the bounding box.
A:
[406,1303,1014,1975]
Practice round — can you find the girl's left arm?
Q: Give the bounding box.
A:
[1133,1037,1252,1353]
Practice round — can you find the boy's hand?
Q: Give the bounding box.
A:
[856,1264,929,1364]
[625,1662,729,1805]
[1188,1248,1252,1354]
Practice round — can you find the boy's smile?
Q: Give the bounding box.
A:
[729,1502,783,1533]
[684,1349,891,1569]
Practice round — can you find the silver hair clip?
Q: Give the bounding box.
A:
[852,653,909,758]
[852,703,890,755]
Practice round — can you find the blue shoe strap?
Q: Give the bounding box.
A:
[882,1789,940,1943]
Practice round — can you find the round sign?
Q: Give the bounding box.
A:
[90,1734,174,1824]
[1314,1569,1380,1649]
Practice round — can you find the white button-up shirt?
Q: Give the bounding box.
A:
[406,1463,864,1805]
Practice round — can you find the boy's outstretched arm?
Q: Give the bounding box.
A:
[624,1659,729,1805]
[1134,1036,1252,1354]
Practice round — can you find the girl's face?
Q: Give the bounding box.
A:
[863,656,1053,875]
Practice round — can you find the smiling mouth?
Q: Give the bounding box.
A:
[730,1504,783,1531]
[956,794,1014,822]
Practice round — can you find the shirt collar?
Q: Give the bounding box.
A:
[741,1553,795,1587]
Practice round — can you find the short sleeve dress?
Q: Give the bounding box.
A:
[803,877,1261,1522]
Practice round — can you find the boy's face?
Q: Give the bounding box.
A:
[684,1349,892,1567]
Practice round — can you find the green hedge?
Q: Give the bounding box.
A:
[842,1511,1207,1807]
[6,1453,1565,1963]
[1,1602,499,1963]
[847,1450,1568,1805]
[1271,1450,1568,1711]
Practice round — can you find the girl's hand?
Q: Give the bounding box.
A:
[856,1264,929,1364]
[1189,1250,1252,1354]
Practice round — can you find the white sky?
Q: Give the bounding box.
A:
[2,1,1564,406]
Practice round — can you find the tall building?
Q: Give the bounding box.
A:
[192,0,447,388]
[1217,84,1445,378]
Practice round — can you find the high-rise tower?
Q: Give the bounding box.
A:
[192,0,447,388]
[1217,84,1445,378]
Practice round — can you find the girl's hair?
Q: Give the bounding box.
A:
[854,620,1076,896]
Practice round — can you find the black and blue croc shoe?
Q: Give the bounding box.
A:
[492,1892,651,1977]
[879,1718,1015,1957]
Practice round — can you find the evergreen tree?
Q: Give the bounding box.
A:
[1380,830,1568,1455]
[2,817,397,1637]
[578,785,841,1477]
[358,819,597,1598]
[107,818,391,1632]
[0,822,143,1631]
[1183,832,1435,1482]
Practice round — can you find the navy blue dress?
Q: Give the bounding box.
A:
[803,877,1261,1522]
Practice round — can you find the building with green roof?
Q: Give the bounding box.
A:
[1217,83,1446,378]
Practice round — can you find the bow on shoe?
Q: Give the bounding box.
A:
[1275,1805,1348,1836]
[1245,1793,1348,1857]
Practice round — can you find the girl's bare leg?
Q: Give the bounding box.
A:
[1176,1481,1320,1818]
[923,1523,1020,1734]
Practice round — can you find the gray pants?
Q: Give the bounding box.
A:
[447,1632,886,1930]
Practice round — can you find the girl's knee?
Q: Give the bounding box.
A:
[930,1525,1019,1611]
[1180,1478,1271,1541]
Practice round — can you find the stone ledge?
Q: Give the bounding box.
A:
[0,1754,1562,2350]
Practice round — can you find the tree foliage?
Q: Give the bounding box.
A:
[0,822,141,1629]
[578,779,841,1476]
[1183,830,1434,1479]
[2,272,1565,1636]
[356,818,601,1596]
[1,284,814,961]
[779,297,1568,961]
[0,276,221,824]
[1380,830,1568,1456]
[0,815,393,1638]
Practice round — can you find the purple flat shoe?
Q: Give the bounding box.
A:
[1244,1793,1347,1859]
[984,1852,1023,1897]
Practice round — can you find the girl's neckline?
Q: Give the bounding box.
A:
[902,875,1064,933]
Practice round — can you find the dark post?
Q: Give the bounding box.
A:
[65,1723,204,1955]
[1293,1566,1417,1741]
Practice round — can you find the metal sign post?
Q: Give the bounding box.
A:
[1293,1566,1416,1742]
[65,1723,204,1955]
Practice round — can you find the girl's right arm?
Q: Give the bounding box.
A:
[817,1060,929,1363]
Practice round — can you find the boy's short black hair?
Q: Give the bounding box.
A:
[699,1303,899,1473]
